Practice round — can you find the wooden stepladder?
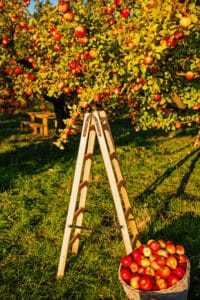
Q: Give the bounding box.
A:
[57,111,141,279]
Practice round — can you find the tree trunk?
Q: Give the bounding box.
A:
[44,94,70,135]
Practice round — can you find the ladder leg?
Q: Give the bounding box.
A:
[57,113,92,279]
[99,111,141,248]
[93,111,132,254]
[72,125,96,254]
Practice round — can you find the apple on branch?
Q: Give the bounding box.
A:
[75,25,86,38]
[57,1,69,14]
[144,54,154,65]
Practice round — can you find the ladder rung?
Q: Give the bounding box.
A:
[78,180,88,191]
[68,224,123,231]
[118,179,125,189]
[84,153,93,160]
[73,207,84,220]
[69,233,81,247]
[110,152,117,160]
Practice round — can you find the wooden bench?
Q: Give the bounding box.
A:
[20,121,44,135]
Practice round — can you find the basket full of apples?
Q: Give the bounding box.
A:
[119,239,190,300]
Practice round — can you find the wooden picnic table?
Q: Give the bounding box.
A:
[27,111,56,136]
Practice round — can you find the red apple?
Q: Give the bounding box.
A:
[57,1,69,14]
[76,87,82,94]
[75,25,86,38]
[65,128,72,135]
[121,8,130,18]
[19,21,27,29]
[158,249,168,258]
[113,87,121,95]
[129,274,140,289]
[139,275,154,291]
[173,265,186,279]
[144,54,154,65]
[28,74,35,81]
[138,266,146,275]
[148,240,161,252]
[176,245,185,255]
[58,82,64,90]
[166,241,176,254]
[158,240,166,249]
[64,87,72,94]
[63,10,74,21]
[69,61,77,70]
[177,254,187,265]
[129,261,139,273]
[174,30,185,40]
[132,249,143,261]
[156,278,168,290]
[166,255,178,270]
[0,1,5,10]
[108,18,115,26]
[158,266,171,279]
[120,267,131,282]
[145,266,155,277]
[175,122,182,129]
[2,36,9,45]
[26,88,33,96]
[14,66,22,75]
[114,0,122,6]
[184,71,194,80]
[120,255,132,267]
[151,260,161,271]
[106,7,114,15]
[78,37,88,45]
[155,255,166,267]
[168,274,179,286]
[53,44,61,51]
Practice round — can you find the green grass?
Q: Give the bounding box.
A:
[0,114,200,299]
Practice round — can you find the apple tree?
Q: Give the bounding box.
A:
[0,0,199,147]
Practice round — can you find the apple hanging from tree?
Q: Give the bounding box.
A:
[63,10,74,21]
[121,8,130,18]
[57,1,69,14]
[144,54,154,65]
[75,25,86,38]
[184,71,194,80]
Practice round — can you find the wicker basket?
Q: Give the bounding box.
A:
[119,258,190,300]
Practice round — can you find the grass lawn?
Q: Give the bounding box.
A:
[0,113,200,300]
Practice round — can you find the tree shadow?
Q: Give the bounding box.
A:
[136,147,200,202]
[0,132,80,192]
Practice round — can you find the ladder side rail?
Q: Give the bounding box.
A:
[57,113,92,279]
[72,125,96,254]
[99,112,141,248]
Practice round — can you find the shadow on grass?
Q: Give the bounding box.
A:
[144,212,200,300]
[0,132,81,192]
[136,147,200,202]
